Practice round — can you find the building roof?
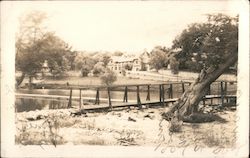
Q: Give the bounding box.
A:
[110,55,137,63]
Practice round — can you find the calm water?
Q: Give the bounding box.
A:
[15,82,236,113]
[15,88,166,113]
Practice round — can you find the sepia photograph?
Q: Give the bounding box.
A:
[1,0,249,157]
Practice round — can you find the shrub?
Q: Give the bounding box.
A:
[81,65,91,77]
[93,62,105,76]
[124,63,133,70]
[100,70,117,86]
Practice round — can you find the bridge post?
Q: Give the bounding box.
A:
[79,89,82,109]
[159,85,162,103]
[136,86,141,109]
[95,88,100,105]
[67,88,72,108]
[146,85,150,101]
[220,81,224,106]
[169,84,173,99]
[162,84,165,106]
[123,86,128,103]
[224,82,228,103]
[203,98,206,106]
[181,82,185,93]
[107,87,112,109]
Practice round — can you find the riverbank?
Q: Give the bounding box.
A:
[16,106,237,148]
[17,70,237,89]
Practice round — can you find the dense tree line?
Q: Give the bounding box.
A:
[16,11,237,91]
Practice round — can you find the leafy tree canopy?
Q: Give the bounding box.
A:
[172,14,238,72]
[149,46,170,71]
[16,11,73,85]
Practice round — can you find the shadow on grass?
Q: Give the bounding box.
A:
[182,113,227,123]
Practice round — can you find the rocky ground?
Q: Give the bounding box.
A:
[15,105,237,148]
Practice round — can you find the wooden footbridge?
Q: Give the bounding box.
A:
[16,81,237,112]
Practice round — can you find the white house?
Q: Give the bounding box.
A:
[107,51,151,74]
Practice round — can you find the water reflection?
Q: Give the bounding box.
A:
[15,98,75,113]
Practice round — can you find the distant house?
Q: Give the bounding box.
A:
[107,51,151,74]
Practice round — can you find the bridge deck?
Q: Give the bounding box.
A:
[16,93,236,111]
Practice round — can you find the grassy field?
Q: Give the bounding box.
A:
[20,76,159,88]
[44,76,157,86]
[18,70,237,88]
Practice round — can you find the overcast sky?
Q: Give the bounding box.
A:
[11,1,239,54]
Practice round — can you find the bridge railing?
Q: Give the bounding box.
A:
[66,81,237,111]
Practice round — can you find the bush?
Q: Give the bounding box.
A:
[81,65,91,77]
[100,70,117,86]
[93,62,105,76]
[124,63,133,70]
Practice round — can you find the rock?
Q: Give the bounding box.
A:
[26,114,46,121]
[26,117,36,121]
[144,114,155,119]
[70,109,87,117]
[128,117,136,122]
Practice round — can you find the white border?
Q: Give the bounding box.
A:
[1,1,249,157]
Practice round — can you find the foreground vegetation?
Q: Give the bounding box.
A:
[16,105,236,148]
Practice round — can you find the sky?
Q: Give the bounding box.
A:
[10,1,239,54]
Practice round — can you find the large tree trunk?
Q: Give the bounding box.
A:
[16,72,26,87]
[163,54,237,120]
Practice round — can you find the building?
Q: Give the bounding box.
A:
[107,51,151,74]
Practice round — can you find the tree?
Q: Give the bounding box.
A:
[16,11,72,87]
[64,51,77,70]
[93,62,106,76]
[100,69,117,86]
[149,46,169,71]
[169,57,179,74]
[74,52,97,76]
[113,51,124,56]
[93,52,111,67]
[41,33,71,78]
[163,14,238,121]
[16,11,48,87]
[81,65,92,77]
[101,54,111,67]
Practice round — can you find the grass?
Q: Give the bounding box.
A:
[80,137,105,145]
[115,129,140,146]
[182,113,227,123]
[43,76,156,86]
[15,113,74,146]
[201,127,233,148]
[15,121,67,145]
